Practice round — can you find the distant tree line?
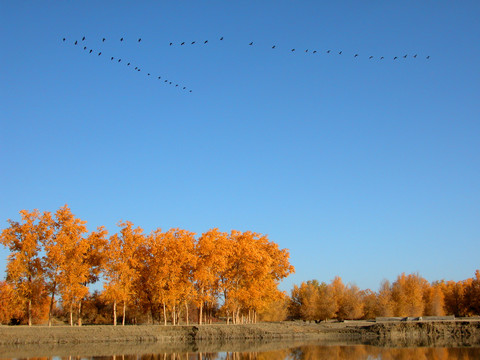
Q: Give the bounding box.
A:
[289,271,480,321]
[0,205,294,326]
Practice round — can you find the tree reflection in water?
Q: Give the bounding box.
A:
[13,346,480,360]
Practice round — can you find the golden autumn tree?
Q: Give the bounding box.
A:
[361,289,378,320]
[258,291,290,322]
[423,281,446,316]
[258,234,295,320]
[338,284,364,320]
[330,276,346,319]
[77,226,108,325]
[391,273,427,317]
[221,231,294,324]
[0,209,48,325]
[103,221,145,325]
[443,279,468,317]
[165,228,197,325]
[41,205,94,326]
[464,270,480,315]
[195,228,229,325]
[295,281,321,321]
[316,281,337,321]
[376,279,394,317]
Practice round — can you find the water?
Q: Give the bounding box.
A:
[2,345,480,360]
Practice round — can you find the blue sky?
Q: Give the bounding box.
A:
[1,0,479,292]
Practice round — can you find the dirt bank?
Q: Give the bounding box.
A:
[365,320,480,347]
[0,320,478,357]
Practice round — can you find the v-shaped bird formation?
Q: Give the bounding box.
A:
[62,35,431,93]
[61,36,193,93]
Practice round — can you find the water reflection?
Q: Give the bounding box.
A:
[6,345,480,360]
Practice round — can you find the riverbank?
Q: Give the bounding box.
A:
[0,320,478,352]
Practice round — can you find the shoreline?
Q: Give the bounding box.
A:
[0,320,479,357]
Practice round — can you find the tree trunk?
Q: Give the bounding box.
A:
[28,299,32,326]
[185,301,189,325]
[48,281,57,327]
[122,301,126,326]
[78,301,83,326]
[113,300,117,326]
[172,304,176,325]
[163,302,167,326]
[199,302,203,325]
[69,303,73,326]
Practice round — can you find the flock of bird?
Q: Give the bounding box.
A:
[62,36,193,93]
[166,36,430,60]
[62,35,431,93]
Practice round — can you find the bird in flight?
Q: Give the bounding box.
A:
[354,54,358,57]
[204,40,208,44]
[127,62,130,66]
[327,50,331,53]
[220,37,224,40]
[426,56,430,59]
[181,42,185,45]
[120,37,124,42]
[338,51,342,55]
[98,52,101,56]
[63,38,66,42]
[74,40,78,45]
[82,36,85,41]
[305,49,308,53]
[118,59,121,62]
[89,49,92,53]
[403,54,407,58]
[291,48,295,52]
[413,54,417,58]
[369,56,373,59]
[394,56,398,60]
[380,56,384,59]
[83,46,87,50]
[313,50,317,54]
[138,38,141,42]
[169,42,173,46]
[111,57,114,60]
[102,38,106,42]
[272,45,276,49]
[191,41,195,44]
[249,42,253,45]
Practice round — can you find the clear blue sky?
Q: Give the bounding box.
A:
[1,0,479,293]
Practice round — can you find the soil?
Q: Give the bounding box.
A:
[0,320,478,358]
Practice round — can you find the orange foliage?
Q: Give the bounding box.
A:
[0,281,22,324]
[102,221,145,325]
[290,270,480,320]
[0,209,47,325]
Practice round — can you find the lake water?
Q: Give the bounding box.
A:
[3,345,480,360]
